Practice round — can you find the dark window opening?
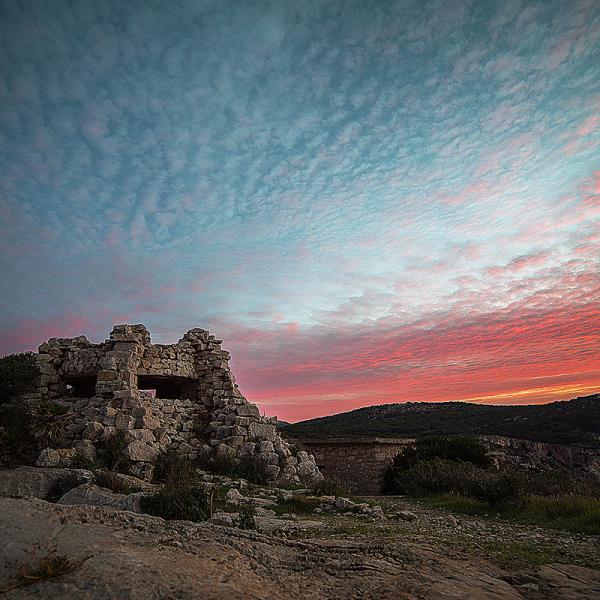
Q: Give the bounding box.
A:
[65,375,97,397]
[137,375,195,400]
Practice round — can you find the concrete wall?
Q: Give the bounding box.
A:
[299,438,412,494]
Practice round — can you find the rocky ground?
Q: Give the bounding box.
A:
[1,468,599,599]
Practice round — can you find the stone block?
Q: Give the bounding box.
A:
[258,441,274,453]
[236,404,260,418]
[97,369,117,381]
[115,415,135,431]
[248,422,275,441]
[136,416,161,429]
[126,441,159,462]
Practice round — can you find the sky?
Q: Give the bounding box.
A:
[0,0,599,422]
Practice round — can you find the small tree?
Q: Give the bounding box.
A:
[0,352,40,404]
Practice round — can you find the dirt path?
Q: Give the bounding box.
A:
[1,497,599,599]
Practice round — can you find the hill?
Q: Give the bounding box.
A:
[283,394,600,445]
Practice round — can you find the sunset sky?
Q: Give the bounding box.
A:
[0,0,599,421]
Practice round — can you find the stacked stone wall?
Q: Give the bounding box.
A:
[26,324,322,485]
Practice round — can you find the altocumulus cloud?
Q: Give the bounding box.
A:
[0,0,598,420]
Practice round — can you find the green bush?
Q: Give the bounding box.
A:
[97,433,131,473]
[236,455,270,485]
[37,400,70,417]
[153,450,197,485]
[274,494,321,515]
[0,404,38,466]
[386,458,525,506]
[384,436,492,493]
[140,483,212,522]
[389,436,490,473]
[201,453,237,476]
[312,476,351,498]
[70,452,98,471]
[0,352,39,404]
[198,453,271,485]
[234,504,257,530]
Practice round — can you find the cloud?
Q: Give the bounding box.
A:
[1,0,599,419]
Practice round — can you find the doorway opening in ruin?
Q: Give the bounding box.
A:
[65,375,97,398]
[137,375,196,400]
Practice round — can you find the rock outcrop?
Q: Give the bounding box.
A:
[20,324,321,485]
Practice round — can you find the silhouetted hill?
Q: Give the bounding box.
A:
[284,394,600,446]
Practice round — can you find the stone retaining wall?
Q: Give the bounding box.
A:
[300,438,412,494]
[300,435,600,495]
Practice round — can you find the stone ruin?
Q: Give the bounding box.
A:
[26,324,321,484]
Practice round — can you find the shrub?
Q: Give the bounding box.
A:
[312,476,351,498]
[198,453,271,485]
[524,470,600,498]
[274,494,321,515]
[384,436,492,493]
[386,458,525,507]
[140,483,212,522]
[30,409,70,449]
[198,452,237,476]
[70,452,98,471]
[469,470,526,507]
[0,404,38,466]
[14,544,78,587]
[236,455,270,485]
[153,450,197,485]
[0,352,39,404]
[234,504,257,530]
[37,400,70,417]
[97,433,131,473]
[389,436,490,474]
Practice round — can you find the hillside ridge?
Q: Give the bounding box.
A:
[283,393,600,445]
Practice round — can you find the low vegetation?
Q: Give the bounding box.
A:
[384,435,600,534]
[233,504,258,530]
[140,483,214,522]
[312,476,351,498]
[198,453,271,485]
[274,493,321,515]
[419,494,600,535]
[153,449,197,486]
[96,433,131,473]
[0,352,39,405]
[4,544,80,593]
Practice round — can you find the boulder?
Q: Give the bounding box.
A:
[395,510,418,522]
[225,488,244,505]
[58,483,144,512]
[0,467,93,499]
[126,441,159,462]
[334,497,356,511]
[207,512,235,527]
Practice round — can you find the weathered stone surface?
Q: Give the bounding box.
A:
[0,467,93,499]
[58,483,143,512]
[5,497,596,600]
[126,441,159,462]
[35,448,61,468]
